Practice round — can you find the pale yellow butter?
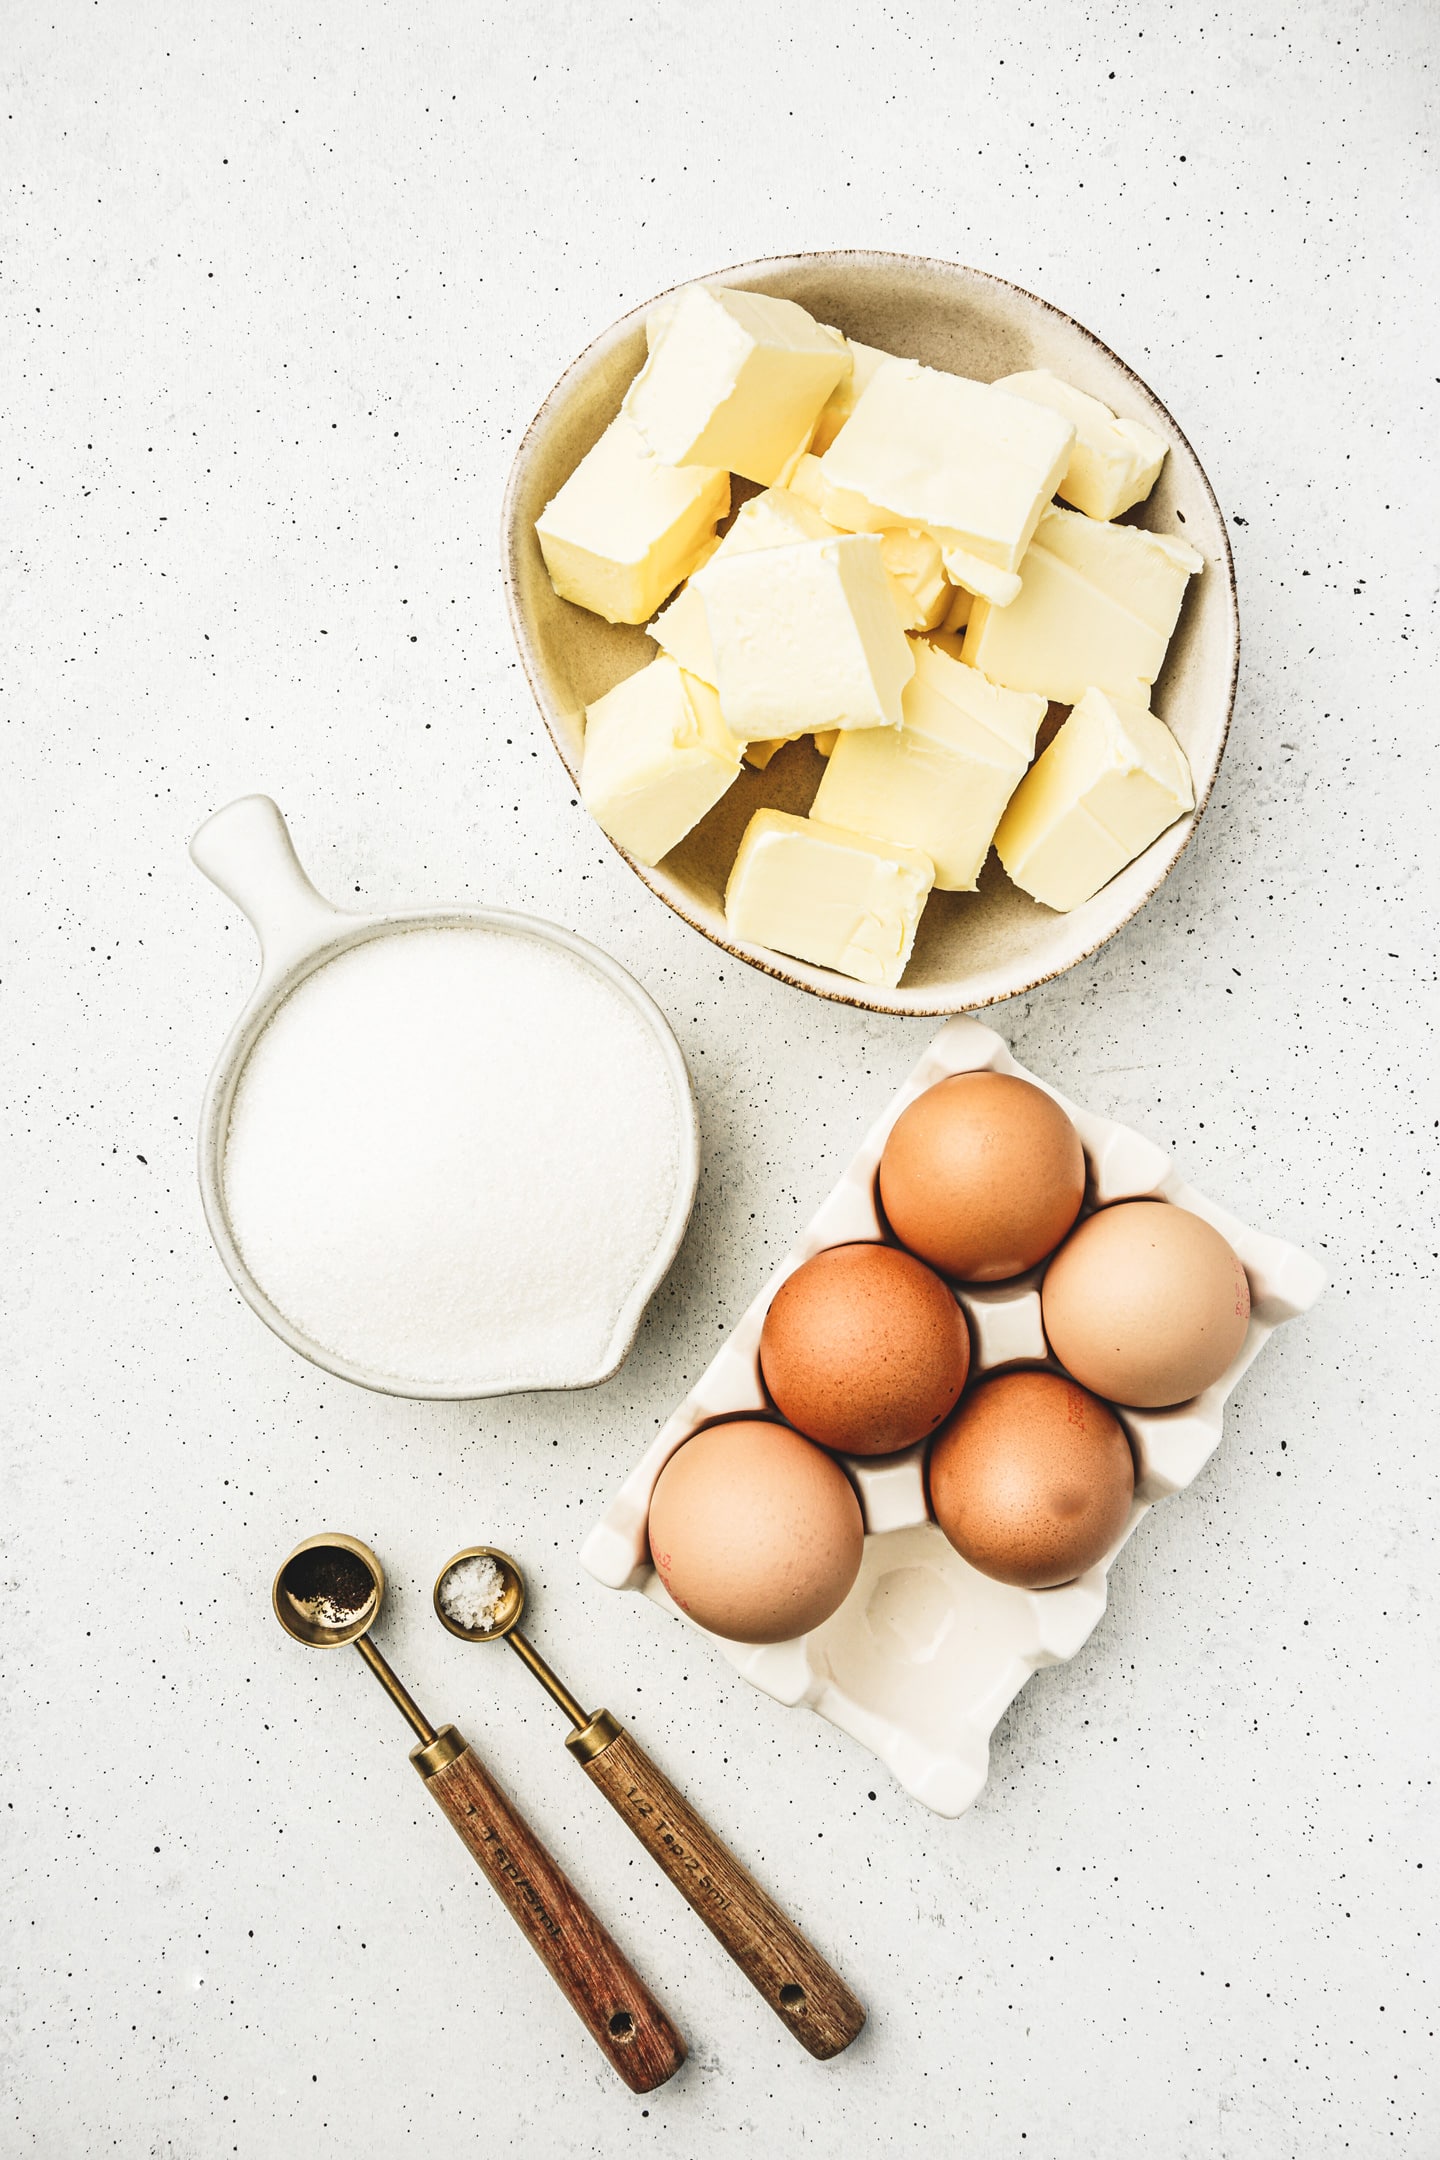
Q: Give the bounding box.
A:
[813,639,1046,891]
[725,808,935,988]
[783,456,949,630]
[808,338,895,455]
[742,736,790,770]
[818,358,1074,593]
[789,450,868,529]
[995,369,1167,522]
[994,686,1194,910]
[787,451,826,513]
[650,485,837,685]
[625,284,847,486]
[580,656,740,866]
[644,291,681,350]
[878,529,950,632]
[650,582,723,685]
[964,504,1203,706]
[536,412,729,626]
[940,586,973,633]
[702,534,915,742]
[936,545,1022,609]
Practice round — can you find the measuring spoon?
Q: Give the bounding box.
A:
[273,1534,685,2093]
[433,1547,866,2061]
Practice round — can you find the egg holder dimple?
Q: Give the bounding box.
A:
[580,1017,1324,1816]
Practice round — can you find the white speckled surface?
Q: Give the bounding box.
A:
[4,5,1436,2154]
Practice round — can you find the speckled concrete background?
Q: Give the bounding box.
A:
[4,4,1436,2154]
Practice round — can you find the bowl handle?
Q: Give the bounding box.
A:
[190,795,348,984]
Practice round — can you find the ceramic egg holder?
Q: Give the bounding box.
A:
[581,1017,1325,1817]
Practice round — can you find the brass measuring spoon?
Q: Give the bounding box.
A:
[433,1547,866,2061]
[272,1534,685,2093]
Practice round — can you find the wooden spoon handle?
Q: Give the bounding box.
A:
[418,1729,685,2093]
[579,1721,865,2060]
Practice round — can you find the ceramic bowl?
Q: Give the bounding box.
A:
[502,250,1239,1016]
[190,795,699,1400]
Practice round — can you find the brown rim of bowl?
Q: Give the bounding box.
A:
[501,249,1239,1018]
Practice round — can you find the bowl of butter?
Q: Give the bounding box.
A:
[503,251,1238,1015]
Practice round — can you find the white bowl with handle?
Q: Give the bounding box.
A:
[191,794,699,1400]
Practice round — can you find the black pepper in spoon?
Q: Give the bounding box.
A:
[281,1544,376,1624]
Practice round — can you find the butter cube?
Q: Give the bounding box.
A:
[808,338,896,455]
[742,737,790,770]
[789,451,856,526]
[725,808,935,988]
[935,547,1022,610]
[940,586,973,634]
[650,485,837,683]
[791,448,907,542]
[650,583,720,684]
[964,504,1203,706]
[995,369,1168,522]
[813,640,1046,891]
[878,529,950,632]
[818,359,1074,596]
[644,291,681,350]
[580,656,740,866]
[625,284,848,486]
[536,413,729,626]
[662,507,947,661]
[702,534,916,741]
[994,687,1194,911]
[784,457,950,630]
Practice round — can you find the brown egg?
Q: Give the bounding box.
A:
[1042,1200,1251,1408]
[928,1370,1134,1589]
[879,1071,1086,1282]
[759,1242,970,1457]
[646,1419,864,1644]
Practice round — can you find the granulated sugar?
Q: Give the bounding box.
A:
[223,924,684,1390]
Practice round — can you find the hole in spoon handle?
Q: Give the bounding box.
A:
[579,1722,866,2059]
[417,1730,686,2093]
